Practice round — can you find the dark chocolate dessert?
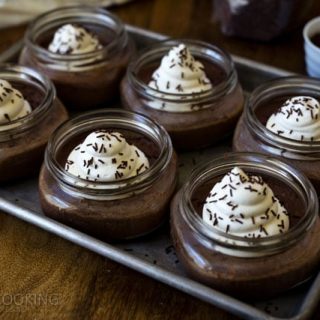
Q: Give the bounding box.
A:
[171,164,320,298]
[121,41,244,150]
[311,33,320,48]
[233,93,320,192]
[214,0,314,41]
[0,77,68,182]
[39,122,177,240]
[19,7,134,110]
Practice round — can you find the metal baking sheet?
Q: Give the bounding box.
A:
[0,24,319,320]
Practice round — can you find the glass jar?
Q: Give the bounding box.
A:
[39,109,177,240]
[170,152,320,298]
[121,39,244,150]
[233,76,320,192]
[0,64,68,182]
[213,0,315,41]
[19,6,134,110]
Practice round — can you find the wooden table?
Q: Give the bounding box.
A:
[1,1,320,319]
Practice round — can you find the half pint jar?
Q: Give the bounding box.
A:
[39,109,177,240]
[170,152,320,298]
[19,6,134,110]
[121,39,244,150]
[233,77,320,193]
[0,64,68,182]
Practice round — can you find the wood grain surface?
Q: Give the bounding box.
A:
[0,0,320,319]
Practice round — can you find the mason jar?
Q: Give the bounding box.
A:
[19,6,134,110]
[0,64,68,182]
[233,76,320,193]
[39,109,177,240]
[121,39,244,150]
[170,152,320,298]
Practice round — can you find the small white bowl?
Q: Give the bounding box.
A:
[303,16,320,78]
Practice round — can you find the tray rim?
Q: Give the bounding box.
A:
[124,24,295,78]
[0,23,318,320]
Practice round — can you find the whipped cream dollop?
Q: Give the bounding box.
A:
[65,131,150,183]
[202,167,289,238]
[48,24,102,55]
[149,44,212,94]
[147,44,212,112]
[0,79,32,131]
[266,96,320,142]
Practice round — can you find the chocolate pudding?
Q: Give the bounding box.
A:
[0,69,68,182]
[311,33,320,48]
[170,158,320,299]
[214,0,314,41]
[13,82,44,107]
[39,110,177,240]
[233,93,320,192]
[121,40,244,150]
[19,7,134,110]
[171,190,320,298]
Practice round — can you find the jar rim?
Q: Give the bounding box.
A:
[45,108,173,199]
[0,63,55,140]
[24,5,127,62]
[180,152,318,255]
[126,38,237,104]
[246,76,320,154]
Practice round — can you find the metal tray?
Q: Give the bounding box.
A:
[0,25,319,320]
